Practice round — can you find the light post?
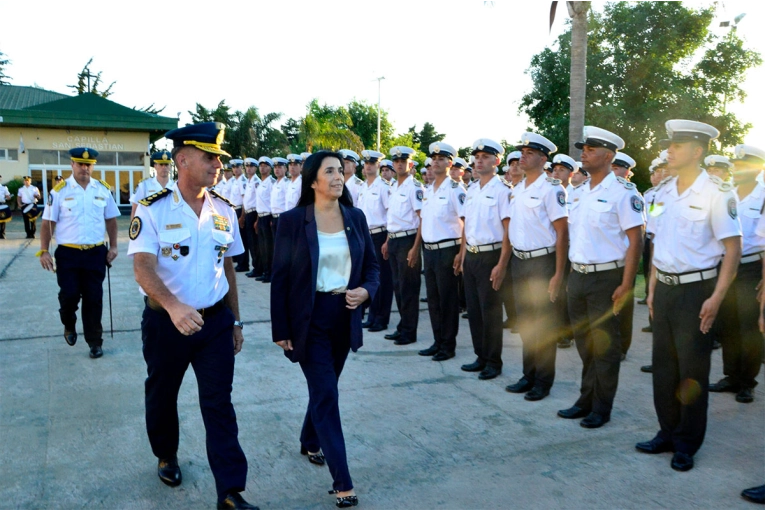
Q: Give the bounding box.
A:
[376,76,385,151]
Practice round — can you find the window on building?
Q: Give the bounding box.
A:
[28,149,60,165]
[118,152,145,166]
[97,151,117,165]
[0,148,19,161]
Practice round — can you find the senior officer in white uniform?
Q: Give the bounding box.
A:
[242,158,262,278]
[39,148,120,359]
[339,149,364,206]
[270,157,289,239]
[416,142,465,362]
[556,127,644,429]
[358,149,394,332]
[381,146,423,345]
[710,144,765,403]
[255,156,276,283]
[458,139,512,380]
[505,132,568,400]
[637,120,742,473]
[285,153,303,210]
[131,150,174,218]
[128,122,258,510]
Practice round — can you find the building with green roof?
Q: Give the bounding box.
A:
[0,85,177,207]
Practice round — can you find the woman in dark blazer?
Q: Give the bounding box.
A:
[271,151,379,508]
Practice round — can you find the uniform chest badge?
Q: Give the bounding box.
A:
[213,214,231,231]
[129,216,142,240]
[161,247,172,257]
[556,191,566,207]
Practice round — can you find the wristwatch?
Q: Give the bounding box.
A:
[233,320,244,329]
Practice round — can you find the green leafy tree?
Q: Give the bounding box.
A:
[281,118,303,153]
[300,99,363,153]
[67,58,115,98]
[520,2,761,190]
[189,100,233,126]
[0,51,11,85]
[410,122,446,155]
[347,100,394,151]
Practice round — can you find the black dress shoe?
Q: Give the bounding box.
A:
[300,445,326,466]
[254,275,265,281]
[557,338,573,348]
[505,378,534,394]
[478,366,501,380]
[670,451,694,472]
[461,312,469,319]
[736,387,754,403]
[234,266,249,273]
[89,345,103,359]
[419,297,428,302]
[557,406,590,419]
[741,485,765,504]
[709,377,740,393]
[637,298,647,304]
[245,271,258,278]
[64,330,77,346]
[394,338,416,345]
[217,492,259,509]
[461,360,486,372]
[157,456,182,487]
[384,331,401,340]
[580,412,610,429]
[329,490,358,508]
[361,320,373,329]
[368,324,387,332]
[432,351,455,362]
[418,345,439,356]
[636,436,673,454]
[640,365,653,373]
[261,278,271,283]
[641,325,653,333]
[524,386,550,401]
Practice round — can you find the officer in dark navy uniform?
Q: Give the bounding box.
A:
[128,122,258,509]
[39,148,120,358]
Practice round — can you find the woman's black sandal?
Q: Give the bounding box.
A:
[300,445,326,466]
[328,490,358,508]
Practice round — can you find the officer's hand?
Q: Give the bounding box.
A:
[239,215,245,228]
[381,241,389,260]
[453,253,462,276]
[757,279,764,303]
[647,292,654,319]
[232,327,244,355]
[253,220,258,231]
[611,284,632,315]
[759,310,764,334]
[39,251,55,272]
[106,246,118,265]
[346,287,370,309]
[167,302,204,336]
[276,340,293,351]
[548,273,563,302]
[406,247,418,268]
[489,264,506,291]
[699,294,723,334]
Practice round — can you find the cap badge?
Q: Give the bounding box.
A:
[82,150,90,159]
[433,146,440,153]
[216,128,225,146]
[394,149,402,157]
[162,153,168,160]
[478,144,484,150]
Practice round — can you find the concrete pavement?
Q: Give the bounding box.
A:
[0,216,763,509]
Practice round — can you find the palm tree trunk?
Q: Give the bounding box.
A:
[568,1,589,159]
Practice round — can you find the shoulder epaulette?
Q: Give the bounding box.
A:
[97,179,112,191]
[501,178,513,189]
[353,175,363,185]
[53,180,66,192]
[138,188,171,206]
[412,179,422,187]
[616,176,637,189]
[209,189,235,207]
[269,175,277,181]
[546,176,562,186]
[451,179,460,188]
[138,177,151,185]
[654,176,673,193]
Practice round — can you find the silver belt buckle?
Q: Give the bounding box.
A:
[579,264,588,274]
[662,274,678,286]
[468,245,478,254]
[519,251,528,260]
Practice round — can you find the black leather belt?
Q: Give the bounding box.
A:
[145,296,225,317]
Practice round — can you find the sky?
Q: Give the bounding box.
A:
[2,0,763,151]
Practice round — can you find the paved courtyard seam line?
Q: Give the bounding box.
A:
[0,239,33,280]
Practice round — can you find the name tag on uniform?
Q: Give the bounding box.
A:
[212,214,231,232]
[95,196,105,201]
[165,224,183,230]
[65,197,74,201]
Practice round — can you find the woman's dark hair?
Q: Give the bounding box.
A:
[297,150,354,208]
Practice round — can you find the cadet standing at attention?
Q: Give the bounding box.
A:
[637,120,741,472]
[339,149,364,206]
[505,133,568,400]
[417,142,465,362]
[131,150,174,218]
[242,158,262,278]
[38,148,120,358]
[381,146,422,346]
[458,139,512,380]
[255,156,276,283]
[128,122,257,510]
[557,127,644,428]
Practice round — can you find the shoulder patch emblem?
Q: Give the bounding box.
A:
[631,195,644,213]
[97,178,112,191]
[53,180,66,192]
[138,188,171,206]
[209,189,235,207]
[415,189,423,201]
[556,190,566,207]
[459,192,466,205]
[728,197,737,219]
[129,216,142,240]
